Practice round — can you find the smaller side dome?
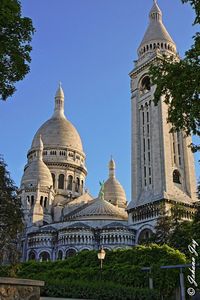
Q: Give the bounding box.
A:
[21,136,53,188]
[104,158,127,209]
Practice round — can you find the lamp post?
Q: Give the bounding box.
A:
[97,248,106,280]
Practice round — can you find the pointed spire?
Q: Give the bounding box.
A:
[109,156,116,178]
[53,82,65,118]
[137,1,177,57]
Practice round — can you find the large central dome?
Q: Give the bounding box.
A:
[30,84,83,152]
[31,117,83,152]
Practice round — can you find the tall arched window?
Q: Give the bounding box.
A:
[51,173,55,188]
[28,251,36,261]
[65,248,76,258]
[40,196,43,206]
[173,170,181,184]
[81,180,84,193]
[39,251,50,262]
[31,195,34,206]
[140,75,151,95]
[57,250,63,260]
[75,177,80,193]
[58,174,64,189]
[44,197,48,208]
[138,229,153,244]
[67,175,73,191]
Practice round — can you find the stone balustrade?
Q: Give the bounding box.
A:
[0,277,44,300]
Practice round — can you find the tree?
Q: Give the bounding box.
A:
[150,204,173,245]
[0,156,23,265]
[0,0,35,100]
[151,203,187,245]
[168,221,193,255]
[150,0,200,151]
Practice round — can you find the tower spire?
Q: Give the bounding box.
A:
[137,0,177,58]
[53,82,65,118]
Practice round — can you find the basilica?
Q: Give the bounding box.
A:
[20,0,198,262]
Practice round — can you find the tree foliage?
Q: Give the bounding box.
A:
[0,0,35,100]
[150,203,200,256]
[150,0,200,150]
[0,156,23,265]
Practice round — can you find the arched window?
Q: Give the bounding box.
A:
[39,251,50,262]
[81,180,84,193]
[138,229,153,244]
[27,196,30,204]
[31,195,34,206]
[65,249,76,258]
[28,251,36,261]
[51,173,55,188]
[173,170,181,184]
[40,196,43,206]
[57,250,63,260]
[75,177,80,193]
[140,76,151,95]
[44,197,47,208]
[58,174,64,189]
[67,175,73,191]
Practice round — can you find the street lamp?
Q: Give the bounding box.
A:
[97,248,106,279]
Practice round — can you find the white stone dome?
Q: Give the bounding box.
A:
[21,136,53,188]
[21,160,53,188]
[104,177,127,208]
[31,117,83,152]
[31,84,83,153]
[103,158,127,208]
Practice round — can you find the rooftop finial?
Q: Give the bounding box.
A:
[53,82,65,118]
[109,157,116,178]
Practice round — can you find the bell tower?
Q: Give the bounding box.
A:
[127,1,198,242]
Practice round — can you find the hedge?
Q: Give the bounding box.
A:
[2,244,198,299]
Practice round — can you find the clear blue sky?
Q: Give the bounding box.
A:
[0,0,199,202]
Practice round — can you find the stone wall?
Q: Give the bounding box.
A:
[0,277,44,300]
